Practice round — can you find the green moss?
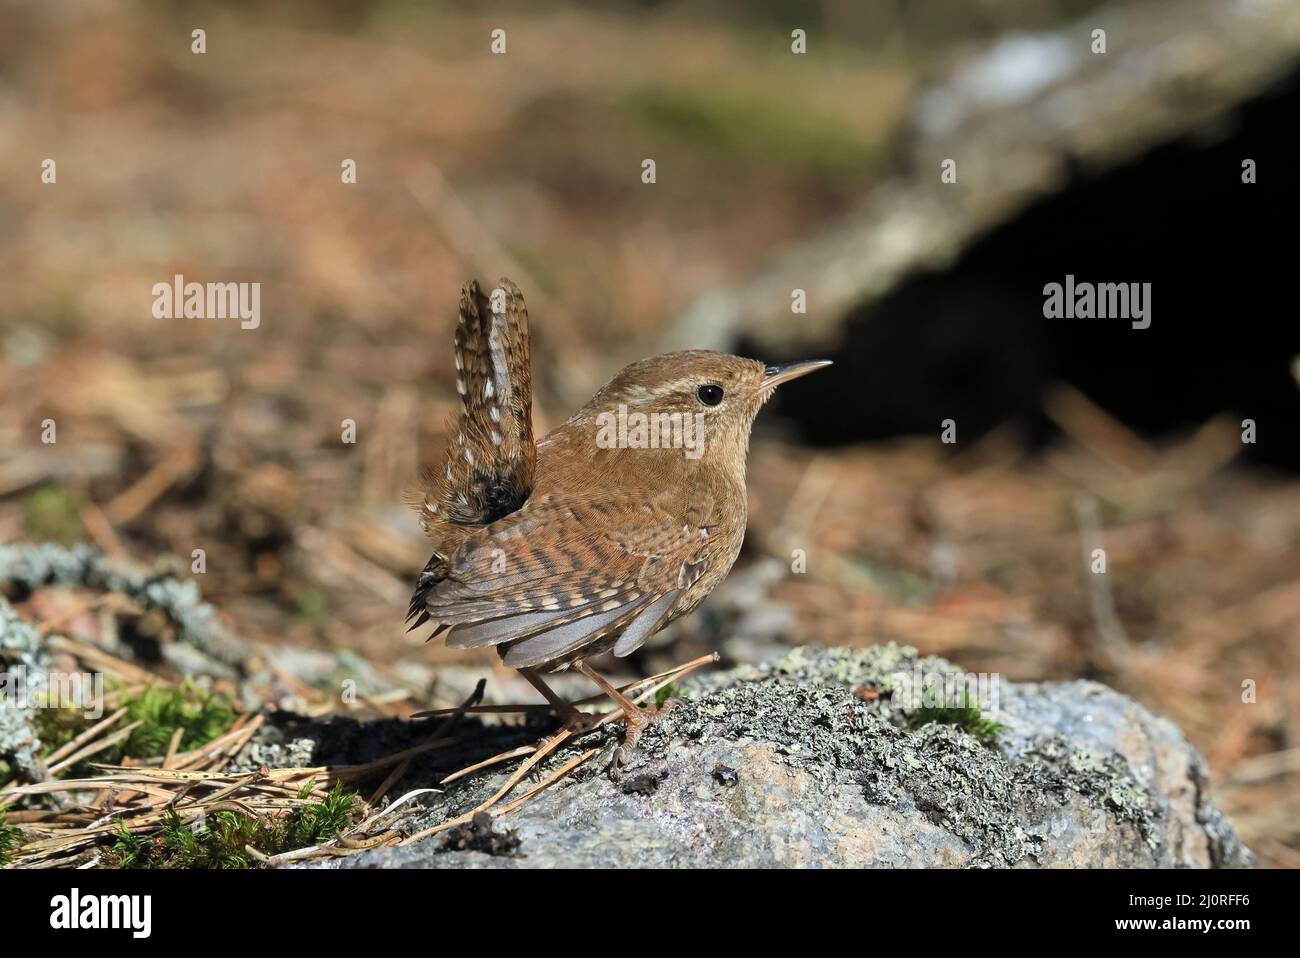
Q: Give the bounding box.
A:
[22,486,84,545]
[0,809,21,866]
[35,680,236,777]
[655,683,681,709]
[907,691,1006,745]
[106,782,359,868]
[284,780,358,848]
[122,681,236,756]
[31,707,85,764]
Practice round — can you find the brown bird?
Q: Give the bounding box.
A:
[410,278,829,759]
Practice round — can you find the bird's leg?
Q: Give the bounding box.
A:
[574,661,673,770]
[519,667,598,734]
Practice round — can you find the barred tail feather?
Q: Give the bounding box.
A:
[421,278,534,529]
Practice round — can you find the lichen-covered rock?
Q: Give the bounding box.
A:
[0,597,48,779]
[308,645,1252,869]
[0,543,251,675]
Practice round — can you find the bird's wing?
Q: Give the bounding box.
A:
[420,278,534,529]
[426,495,714,668]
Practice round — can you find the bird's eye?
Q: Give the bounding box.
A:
[696,384,724,406]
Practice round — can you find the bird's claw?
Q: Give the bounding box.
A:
[609,698,678,779]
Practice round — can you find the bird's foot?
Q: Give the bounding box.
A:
[610,697,678,777]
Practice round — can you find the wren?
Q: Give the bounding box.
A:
[409,278,829,758]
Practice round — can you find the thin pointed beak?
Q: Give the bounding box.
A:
[761,359,833,389]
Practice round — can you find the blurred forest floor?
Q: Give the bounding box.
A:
[0,3,1296,865]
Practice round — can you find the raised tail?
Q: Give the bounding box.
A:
[420,278,535,528]
[410,279,536,626]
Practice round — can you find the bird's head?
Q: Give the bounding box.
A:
[573,349,830,474]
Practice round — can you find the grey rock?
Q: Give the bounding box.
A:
[307,644,1251,869]
[0,596,52,779]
